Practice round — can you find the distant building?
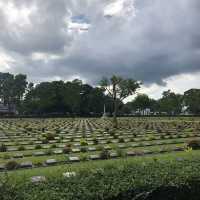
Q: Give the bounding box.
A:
[0,103,17,115]
[181,101,190,115]
[132,108,151,116]
[181,105,190,115]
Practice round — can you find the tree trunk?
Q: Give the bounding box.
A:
[113,84,118,128]
[113,99,118,128]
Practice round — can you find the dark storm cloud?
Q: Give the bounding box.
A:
[0,0,200,85]
[0,0,72,55]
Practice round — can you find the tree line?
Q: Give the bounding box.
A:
[0,72,200,117]
[124,89,200,115]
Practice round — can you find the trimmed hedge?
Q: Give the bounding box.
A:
[1,157,200,200]
[187,139,200,150]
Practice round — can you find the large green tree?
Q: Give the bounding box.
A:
[100,75,140,128]
[0,72,27,112]
[132,94,151,111]
[158,90,183,115]
[23,79,108,116]
[184,89,200,114]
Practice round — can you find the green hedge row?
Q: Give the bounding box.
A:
[1,158,200,200]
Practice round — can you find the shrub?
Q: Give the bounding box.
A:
[109,130,115,136]
[160,134,165,139]
[148,136,156,140]
[26,127,32,132]
[56,129,60,134]
[3,154,11,160]
[100,149,110,159]
[93,138,98,145]
[45,133,55,141]
[132,133,137,137]
[107,139,112,144]
[118,138,125,143]
[18,145,25,151]
[45,149,53,155]
[80,146,87,153]
[80,154,88,161]
[97,145,104,151]
[35,144,42,150]
[5,160,19,170]
[80,139,88,146]
[157,128,162,133]
[28,141,34,145]
[104,127,109,132]
[187,140,200,150]
[0,143,7,152]
[35,161,43,167]
[59,135,64,140]
[63,144,71,154]
[114,135,119,139]
[14,142,19,146]
[169,135,174,139]
[50,144,57,149]
[116,148,125,157]
[42,138,49,144]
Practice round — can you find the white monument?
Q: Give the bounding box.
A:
[102,104,108,118]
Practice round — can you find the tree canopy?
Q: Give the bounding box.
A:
[1,72,200,116]
[100,75,141,127]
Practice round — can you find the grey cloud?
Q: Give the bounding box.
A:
[0,0,200,86]
[0,0,72,55]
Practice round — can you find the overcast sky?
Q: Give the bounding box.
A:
[0,0,200,99]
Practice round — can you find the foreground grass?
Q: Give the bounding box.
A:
[1,150,200,200]
[2,150,199,183]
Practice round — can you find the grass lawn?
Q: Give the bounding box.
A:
[3,149,199,183]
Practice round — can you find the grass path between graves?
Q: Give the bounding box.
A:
[2,149,200,183]
[0,142,185,164]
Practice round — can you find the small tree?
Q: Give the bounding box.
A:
[100,75,141,128]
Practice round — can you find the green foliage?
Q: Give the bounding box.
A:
[93,137,98,145]
[80,139,88,146]
[99,149,110,159]
[5,160,19,170]
[41,138,49,144]
[63,144,71,154]
[187,140,200,150]
[0,72,27,113]
[50,144,57,149]
[80,146,87,153]
[35,144,42,150]
[23,79,108,116]
[100,75,141,128]
[118,137,125,143]
[3,154,11,160]
[45,133,55,141]
[18,145,25,151]
[2,156,200,199]
[45,149,53,155]
[0,143,7,152]
[131,94,154,111]
[116,148,125,157]
[80,154,88,161]
[184,89,200,114]
[158,90,183,114]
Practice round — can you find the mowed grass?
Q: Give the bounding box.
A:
[3,150,199,183]
[1,117,200,185]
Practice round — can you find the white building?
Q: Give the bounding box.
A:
[0,103,17,115]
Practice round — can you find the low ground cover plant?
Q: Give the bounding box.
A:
[187,139,200,150]
[1,154,200,200]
